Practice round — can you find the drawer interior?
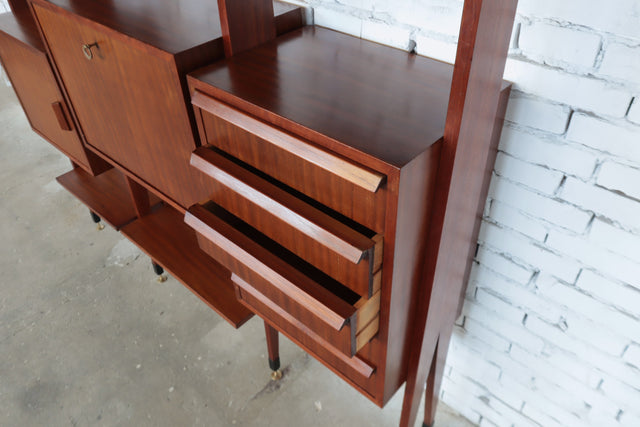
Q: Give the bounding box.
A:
[185,202,381,357]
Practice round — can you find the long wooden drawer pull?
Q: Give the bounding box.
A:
[191,91,385,193]
[185,204,356,331]
[191,147,375,264]
[231,274,375,379]
[51,101,72,131]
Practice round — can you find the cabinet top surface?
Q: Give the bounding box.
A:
[40,0,298,54]
[190,26,454,168]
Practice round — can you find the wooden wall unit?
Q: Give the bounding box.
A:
[0,1,516,426]
[0,7,108,174]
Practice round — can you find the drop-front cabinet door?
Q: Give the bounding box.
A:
[32,4,200,207]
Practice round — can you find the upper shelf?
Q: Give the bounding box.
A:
[42,0,301,55]
[0,8,45,52]
[189,26,456,169]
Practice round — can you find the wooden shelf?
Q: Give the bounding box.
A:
[56,167,138,230]
[121,205,254,328]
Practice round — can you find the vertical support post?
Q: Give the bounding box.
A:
[8,0,29,13]
[400,0,518,426]
[217,0,276,57]
[125,176,151,218]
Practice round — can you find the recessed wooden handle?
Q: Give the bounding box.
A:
[191,91,385,193]
[51,101,72,131]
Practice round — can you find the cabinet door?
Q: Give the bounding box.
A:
[33,4,201,207]
[0,31,90,168]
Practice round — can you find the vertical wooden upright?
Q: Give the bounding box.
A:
[7,0,28,12]
[400,0,518,426]
[217,0,276,57]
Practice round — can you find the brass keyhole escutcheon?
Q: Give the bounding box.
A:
[82,42,99,60]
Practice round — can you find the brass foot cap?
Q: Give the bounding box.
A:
[96,223,105,231]
[270,370,283,381]
[157,275,168,283]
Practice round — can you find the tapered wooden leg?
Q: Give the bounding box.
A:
[424,333,451,427]
[401,331,438,427]
[125,176,151,218]
[264,322,282,380]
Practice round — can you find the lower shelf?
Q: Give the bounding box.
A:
[120,205,254,328]
[57,167,136,230]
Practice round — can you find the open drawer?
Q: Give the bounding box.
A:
[191,147,382,297]
[184,202,381,358]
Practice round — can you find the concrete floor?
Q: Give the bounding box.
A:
[0,82,473,427]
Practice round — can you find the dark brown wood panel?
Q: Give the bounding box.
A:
[188,27,453,170]
[191,147,379,297]
[380,141,442,405]
[32,3,211,207]
[0,14,93,168]
[56,167,138,229]
[401,0,519,425]
[217,0,275,57]
[40,0,224,54]
[39,0,301,55]
[121,205,254,328]
[193,97,387,233]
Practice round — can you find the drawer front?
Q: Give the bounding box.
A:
[0,31,89,167]
[192,91,387,232]
[33,4,203,207]
[191,147,382,297]
[233,274,376,385]
[184,203,381,358]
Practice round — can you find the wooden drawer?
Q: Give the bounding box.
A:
[184,202,381,358]
[191,91,387,232]
[191,147,382,297]
[233,274,376,383]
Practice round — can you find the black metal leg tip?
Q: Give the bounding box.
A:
[90,211,101,224]
[423,423,433,427]
[152,261,164,276]
[268,357,280,372]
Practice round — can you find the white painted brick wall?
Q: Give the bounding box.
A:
[299,1,640,426]
[596,161,640,200]
[504,92,571,134]
[628,99,640,125]
[518,21,601,69]
[599,42,640,86]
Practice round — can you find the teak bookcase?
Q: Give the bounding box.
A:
[0,1,517,425]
